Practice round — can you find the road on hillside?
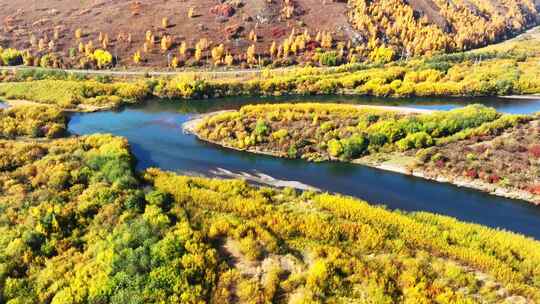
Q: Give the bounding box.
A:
[0,65,338,79]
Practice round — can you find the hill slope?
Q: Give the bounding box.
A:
[0,0,538,68]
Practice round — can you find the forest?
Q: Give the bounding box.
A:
[0,107,539,303]
[348,0,539,56]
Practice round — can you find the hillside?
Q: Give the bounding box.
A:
[0,0,538,69]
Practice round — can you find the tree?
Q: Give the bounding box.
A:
[369,46,394,64]
[246,45,256,64]
[92,49,113,68]
[269,41,277,58]
[211,44,225,65]
[133,51,142,64]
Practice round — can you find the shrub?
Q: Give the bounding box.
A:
[529,144,540,159]
[465,169,478,178]
[39,54,55,68]
[318,51,340,66]
[327,139,343,157]
[319,121,335,133]
[0,48,23,66]
[396,132,434,151]
[368,133,388,149]
[45,123,66,138]
[145,190,173,210]
[92,49,113,68]
[254,119,269,136]
[341,134,368,159]
[415,147,436,163]
[287,145,298,158]
[271,129,288,140]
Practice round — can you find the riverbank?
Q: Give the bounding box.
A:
[188,103,540,205]
[3,98,115,112]
[188,118,540,204]
[355,154,540,204]
[500,95,540,100]
[4,35,540,107]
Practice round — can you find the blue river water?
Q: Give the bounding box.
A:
[66,95,540,239]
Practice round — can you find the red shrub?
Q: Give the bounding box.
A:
[474,145,487,153]
[306,41,321,51]
[528,144,540,158]
[224,25,242,39]
[271,27,287,38]
[488,174,500,184]
[210,4,235,17]
[528,184,540,195]
[465,169,478,178]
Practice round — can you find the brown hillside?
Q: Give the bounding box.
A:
[0,0,538,69]
[0,0,350,68]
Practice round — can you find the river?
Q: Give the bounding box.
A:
[67,95,540,239]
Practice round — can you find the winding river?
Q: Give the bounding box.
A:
[66,95,540,239]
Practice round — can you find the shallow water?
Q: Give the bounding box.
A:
[68,96,540,239]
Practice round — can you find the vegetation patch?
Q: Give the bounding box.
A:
[3,33,540,107]
[0,101,539,303]
[193,103,540,202]
[194,103,505,161]
[415,115,540,201]
[1,133,540,303]
[0,105,66,138]
[0,79,151,108]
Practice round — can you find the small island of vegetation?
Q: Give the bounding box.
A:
[191,103,540,203]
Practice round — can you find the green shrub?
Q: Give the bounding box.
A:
[254,119,269,136]
[145,190,173,210]
[341,134,368,159]
[396,132,434,151]
[319,121,335,133]
[318,51,341,67]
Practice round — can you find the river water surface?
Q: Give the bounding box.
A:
[67,96,540,239]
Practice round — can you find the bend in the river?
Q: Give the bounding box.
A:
[66,95,540,239]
